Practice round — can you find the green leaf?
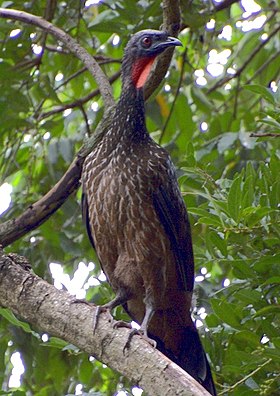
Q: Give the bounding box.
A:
[253,305,280,318]
[227,175,242,222]
[197,215,223,227]
[244,84,275,105]
[0,308,39,338]
[207,231,227,256]
[253,254,280,273]
[217,132,238,154]
[211,299,242,329]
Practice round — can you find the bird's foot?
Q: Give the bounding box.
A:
[71,299,113,333]
[113,320,132,330]
[93,305,114,333]
[72,298,93,307]
[123,328,156,353]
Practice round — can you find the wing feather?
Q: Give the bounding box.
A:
[152,184,194,292]
[82,191,95,250]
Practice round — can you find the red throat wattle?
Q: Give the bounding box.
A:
[132,56,156,89]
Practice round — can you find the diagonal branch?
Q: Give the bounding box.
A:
[38,70,121,120]
[0,155,83,248]
[159,46,188,144]
[0,8,115,108]
[0,252,211,396]
[0,106,115,248]
[207,18,280,94]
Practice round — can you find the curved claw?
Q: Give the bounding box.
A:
[93,305,114,333]
[113,320,132,330]
[123,328,157,354]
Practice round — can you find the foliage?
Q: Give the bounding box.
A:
[0,0,280,395]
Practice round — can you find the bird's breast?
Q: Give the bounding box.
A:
[83,140,171,281]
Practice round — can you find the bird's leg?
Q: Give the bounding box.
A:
[93,288,130,332]
[124,298,156,352]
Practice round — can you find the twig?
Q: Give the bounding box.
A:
[219,358,272,395]
[159,46,188,144]
[207,21,280,94]
[0,8,114,108]
[37,70,121,120]
[79,104,91,136]
[250,132,280,138]
[214,0,240,12]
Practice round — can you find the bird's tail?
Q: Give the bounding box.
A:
[149,321,217,396]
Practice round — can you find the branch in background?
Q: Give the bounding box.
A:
[0,8,115,108]
[38,70,121,120]
[208,17,280,94]
[219,358,272,395]
[144,0,181,100]
[0,253,211,396]
[250,132,280,138]
[214,0,240,12]
[159,46,188,144]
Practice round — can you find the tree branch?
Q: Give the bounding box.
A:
[0,8,115,108]
[250,132,280,138]
[144,0,181,100]
[0,107,114,248]
[0,253,211,396]
[159,45,188,144]
[0,156,82,247]
[38,70,121,120]
[214,0,240,12]
[207,19,280,94]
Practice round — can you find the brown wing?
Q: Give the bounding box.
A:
[152,183,194,292]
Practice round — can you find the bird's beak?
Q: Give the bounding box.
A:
[155,36,183,51]
[166,36,183,47]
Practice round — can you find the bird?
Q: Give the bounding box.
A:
[82,29,216,395]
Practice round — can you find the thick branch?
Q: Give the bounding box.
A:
[0,156,82,247]
[0,8,114,108]
[0,253,211,396]
[0,108,114,248]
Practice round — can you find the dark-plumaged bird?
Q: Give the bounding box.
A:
[82,29,216,395]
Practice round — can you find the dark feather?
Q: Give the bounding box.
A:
[82,191,95,250]
[152,184,194,292]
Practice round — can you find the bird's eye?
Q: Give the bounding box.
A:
[141,36,152,48]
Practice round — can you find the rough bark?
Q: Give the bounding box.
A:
[0,252,211,396]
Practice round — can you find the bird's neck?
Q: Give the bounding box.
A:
[112,84,148,143]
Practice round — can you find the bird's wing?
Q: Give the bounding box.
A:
[82,191,95,250]
[152,184,194,292]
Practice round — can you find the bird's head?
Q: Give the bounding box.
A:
[122,29,182,89]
